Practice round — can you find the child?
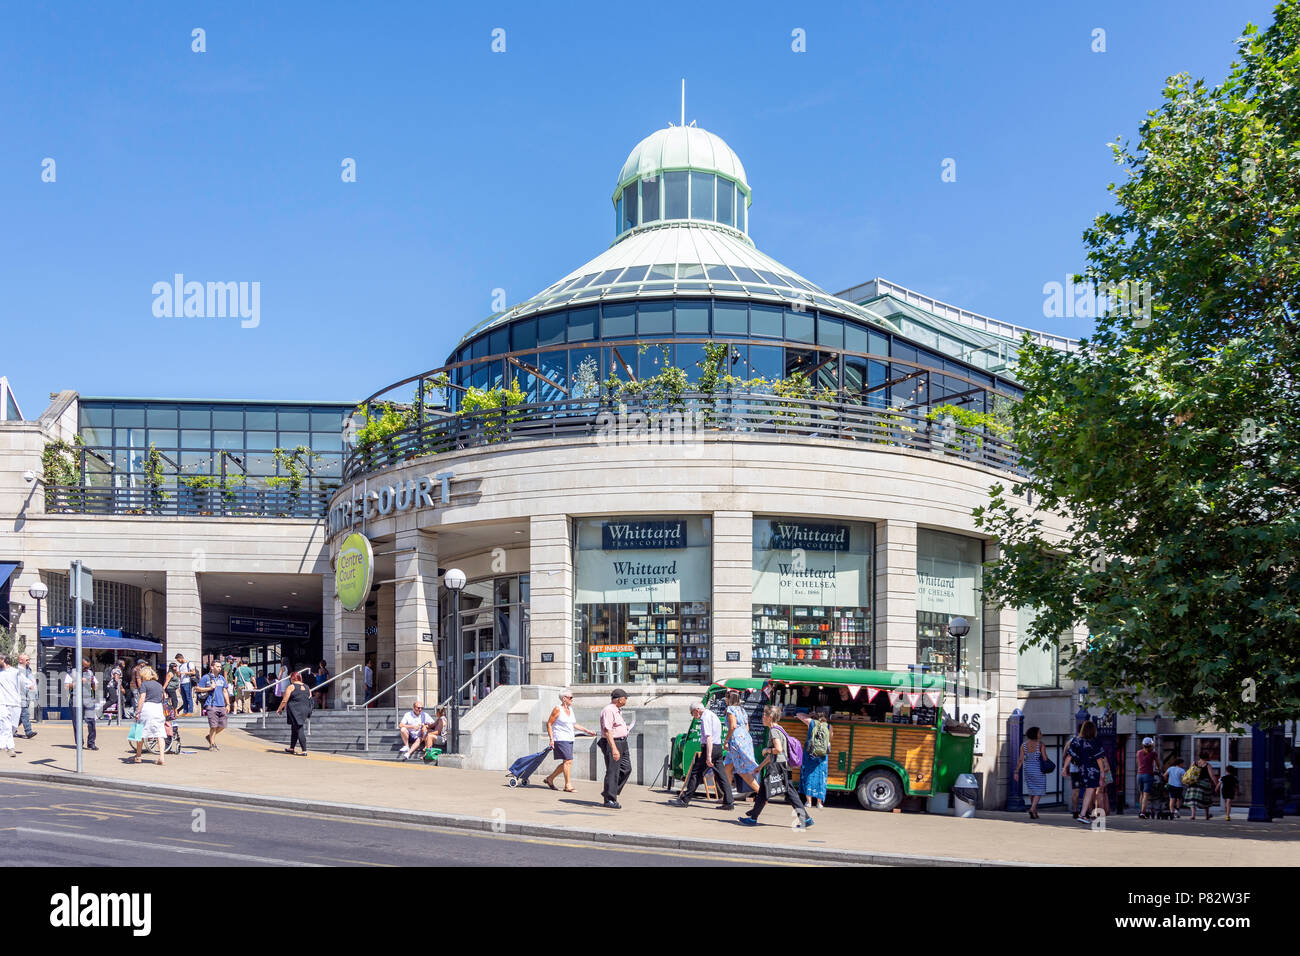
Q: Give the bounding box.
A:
[1164,757,1186,818]
[1219,765,1238,821]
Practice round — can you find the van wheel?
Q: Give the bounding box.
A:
[856,769,903,811]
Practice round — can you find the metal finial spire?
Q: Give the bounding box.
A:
[681,78,685,127]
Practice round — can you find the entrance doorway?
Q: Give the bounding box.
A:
[440,573,530,709]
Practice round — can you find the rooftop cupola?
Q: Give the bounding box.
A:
[612,124,751,243]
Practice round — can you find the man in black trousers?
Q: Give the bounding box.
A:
[598,689,632,808]
[670,701,735,810]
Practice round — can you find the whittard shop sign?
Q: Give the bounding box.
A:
[601,519,686,550]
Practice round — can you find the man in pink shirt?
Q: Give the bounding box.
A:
[598,689,631,808]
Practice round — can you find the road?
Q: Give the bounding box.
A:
[0,779,833,867]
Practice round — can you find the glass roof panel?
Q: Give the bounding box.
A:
[704,264,736,280]
[647,263,677,280]
[617,264,650,283]
[678,263,705,280]
[754,270,785,286]
[593,268,624,286]
[731,266,762,284]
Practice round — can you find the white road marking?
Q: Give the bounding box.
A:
[16,828,322,866]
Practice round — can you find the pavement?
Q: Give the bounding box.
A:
[4,720,1297,867]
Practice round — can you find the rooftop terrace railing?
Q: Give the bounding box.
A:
[341,391,1022,483]
[43,484,332,519]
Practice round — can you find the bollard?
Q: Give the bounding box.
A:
[1248,723,1271,823]
[1006,708,1025,812]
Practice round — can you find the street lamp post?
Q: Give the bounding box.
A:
[443,568,466,754]
[28,580,48,722]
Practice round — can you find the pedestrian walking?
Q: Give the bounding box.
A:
[0,656,23,757]
[161,662,181,713]
[1066,720,1105,825]
[273,664,289,710]
[196,660,233,750]
[234,658,255,714]
[1136,737,1159,818]
[1164,758,1187,817]
[597,688,632,809]
[363,656,375,706]
[275,671,313,755]
[132,666,167,765]
[1184,751,1219,821]
[671,701,736,810]
[542,690,594,793]
[15,653,38,739]
[175,654,196,715]
[1014,725,1048,818]
[739,705,813,828]
[1220,765,1238,821]
[793,708,831,809]
[722,689,760,800]
[63,657,98,751]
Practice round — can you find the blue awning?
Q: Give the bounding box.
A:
[39,626,163,654]
[0,562,19,590]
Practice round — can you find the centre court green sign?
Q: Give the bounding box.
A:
[335,532,374,611]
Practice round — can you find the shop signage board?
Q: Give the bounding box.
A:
[592,644,636,659]
[752,549,868,606]
[943,697,987,755]
[763,522,850,552]
[327,471,456,539]
[335,532,374,611]
[601,519,686,550]
[576,547,709,603]
[229,616,310,638]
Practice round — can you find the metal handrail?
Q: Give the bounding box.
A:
[245,664,363,729]
[350,660,439,752]
[438,652,524,711]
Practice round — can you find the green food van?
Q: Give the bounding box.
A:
[669,665,975,811]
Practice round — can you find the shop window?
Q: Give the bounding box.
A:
[573,516,712,685]
[1016,607,1059,689]
[915,529,984,675]
[751,517,874,677]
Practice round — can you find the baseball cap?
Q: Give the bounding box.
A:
[1142,736,1155,746]
[610,688,628,700]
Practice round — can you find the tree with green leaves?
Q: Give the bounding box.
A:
[974,3,1300,728]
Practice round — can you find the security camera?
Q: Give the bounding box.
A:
[22,470,36,483]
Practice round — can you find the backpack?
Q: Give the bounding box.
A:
[775,723,803,766]
[810,719,832,758]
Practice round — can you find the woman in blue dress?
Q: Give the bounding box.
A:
[721,690,760,799]
[794,709,830,808]
[1065,720,1105,826]
[1014,724,1047,818]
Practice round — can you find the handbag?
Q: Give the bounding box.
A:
[127,721,143,743]
[764,765,788,799]
[1038,746,1055,774]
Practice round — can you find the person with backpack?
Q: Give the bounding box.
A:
[793,708,831,809]
[740,705,813,829]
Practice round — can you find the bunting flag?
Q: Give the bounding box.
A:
[905,691,921,708]
[887,689,903,706]
[923,690,941,707]
[845,684,862,699]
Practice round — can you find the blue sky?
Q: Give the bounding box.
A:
[0,0,1279,409]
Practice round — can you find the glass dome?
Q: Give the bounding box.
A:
[612,125,751,240]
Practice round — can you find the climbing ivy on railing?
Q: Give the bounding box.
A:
[41,436,82,509]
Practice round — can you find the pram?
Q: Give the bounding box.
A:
[141,700,183,755]
[506,745,553,787]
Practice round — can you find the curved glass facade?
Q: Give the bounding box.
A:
[613,171,748,240]
[445,297,1022,415]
